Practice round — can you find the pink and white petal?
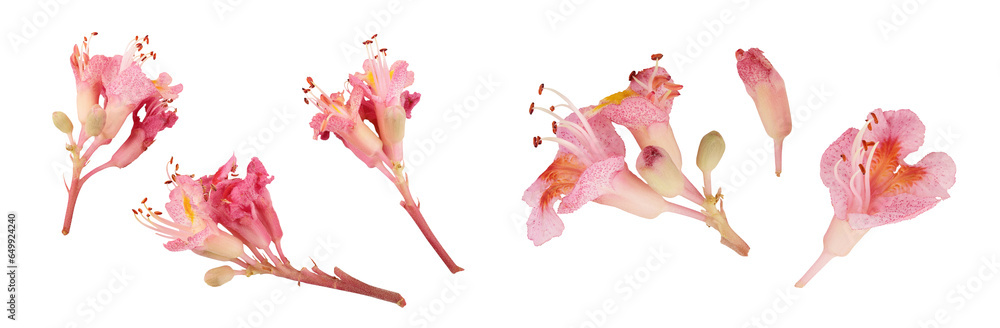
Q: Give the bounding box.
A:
[820,128,859,188]
[387,60,415,96]
[558,112,626,158]
[847,193,941,229]
[165,175,212,226]
[557,157,625,214]
[867,109,925,160]
[527,206,564,246]
[600,97,670,129]
[163,226,211,252]
[522,176,550,208]
[908,152,956,199]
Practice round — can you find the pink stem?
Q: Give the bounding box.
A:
[774,137,784,177]
[795,251,834,288]
[61,165,84,235]
[271,264,405,307]
[680,175,706,205]
[397,182,464,274]
[375,162,462,273]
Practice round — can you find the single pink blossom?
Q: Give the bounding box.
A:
[135,157,405,306]
[586,55,685,170]
[736,48,792,176]
[795,109,956,287]
[107,101,178,168]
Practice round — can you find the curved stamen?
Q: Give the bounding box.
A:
[532,105,598,153]
[861,141,879,211]
[539,137,594,166]
[540,87,596,140]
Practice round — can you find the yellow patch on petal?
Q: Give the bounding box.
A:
[589,89,637,116]
[183,194,195,224]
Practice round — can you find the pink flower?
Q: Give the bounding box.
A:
[589,54,685,169]
[345,36,417,163]
[523,108,704,246]
[69,33,109,124]
[795,109,956,287]
[305,78,383,167]
[736,48,792,176]
[206,157,286,262]
[107,101,178,168]
[99,40,182,140]
[134,175,244,261]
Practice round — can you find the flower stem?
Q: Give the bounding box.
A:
[62,166,83,235]
[271,264,405,307]
[795,251,834,288]
[774,136,784,177]
[396,178,464,274]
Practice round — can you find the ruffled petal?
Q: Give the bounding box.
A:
[848,193,941,229]
[558,111,626,158]
[527,206,564,246]
[599,96,670,128]
[866,108,925,161]
[558,157,625,214]
[907,152,956,199]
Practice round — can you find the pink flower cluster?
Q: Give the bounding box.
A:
[136,156,405,306]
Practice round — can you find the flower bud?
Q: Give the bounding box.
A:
[192,232,245,262]
[382,105,407,144]
[204,266,236,287]
[52,111,74,134]
[84,105,106,137]
[636,145,684,198]
[696,131,725,175]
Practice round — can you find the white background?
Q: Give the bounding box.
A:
[1,0,997,327]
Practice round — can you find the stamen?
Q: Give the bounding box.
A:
[529,102,534,114]
[867,122,872,131]
[871,112,879,124]
[551,121,557,134]
[540,137,594,166]
[650,53,663,61]
[858,164,866,175]
[628,70,636,81]
[306,77,315,88]
[538,83,544,95]
[840,154,847,162]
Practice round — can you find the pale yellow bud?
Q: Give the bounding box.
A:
[52,111,74,134]
[636,145,685,198]
[204,266,236,287]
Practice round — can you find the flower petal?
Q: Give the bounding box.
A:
[558,111,626,158]
[867,108,925,161]
[598,96,671,128]
[907,152,956,199]
[847,193,941,229]
[557,156,626,214]
[820,128,859,217]
[527,206,564,246]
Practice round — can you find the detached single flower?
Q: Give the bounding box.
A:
[736,48,792,176]
[57,33,183,235]
[795,109,956,287]
[136,156,405,306]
